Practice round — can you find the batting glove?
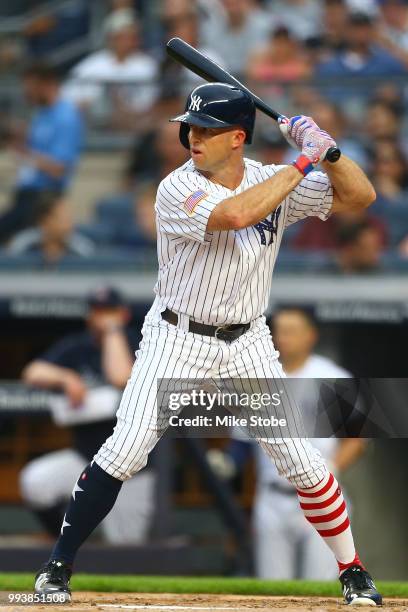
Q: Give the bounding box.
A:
[280,115,337,175]
[280,115,337,160]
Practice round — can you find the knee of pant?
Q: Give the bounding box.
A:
[94,449,149,482]
[19,463,56,508]
[274,448,327,489]
[283,462,328,489]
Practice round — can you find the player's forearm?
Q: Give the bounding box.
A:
[322,155,376,212]
[101,330,134,388]
[22,360,74,388]
[207,165,302,231]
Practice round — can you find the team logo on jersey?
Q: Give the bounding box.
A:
[254,206,281,245]
[183,189,208,216]
[189,95,202,111]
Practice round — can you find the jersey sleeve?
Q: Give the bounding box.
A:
[262,164,333,228]
[39,336,80,368]
[155,171,225,243]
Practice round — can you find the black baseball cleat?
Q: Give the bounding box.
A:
[34,559,72,603]
[340,565,382,606]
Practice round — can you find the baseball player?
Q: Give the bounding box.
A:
[34,82,382,606]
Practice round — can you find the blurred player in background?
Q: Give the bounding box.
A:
[209,307,367,579]
[20,287,155,545]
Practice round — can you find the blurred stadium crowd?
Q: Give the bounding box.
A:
[0,0,407,271]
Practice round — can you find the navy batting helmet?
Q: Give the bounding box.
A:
[170,82,256,149]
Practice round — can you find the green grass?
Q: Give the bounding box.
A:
[0,574,407,598]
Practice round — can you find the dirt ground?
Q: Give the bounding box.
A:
[1,592,408,612]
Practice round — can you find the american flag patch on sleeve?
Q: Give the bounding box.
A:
[183,190,208,216]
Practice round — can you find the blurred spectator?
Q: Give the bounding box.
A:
[8,191,94,263]
[316,12,406,88]
[331,220,384,273]
[23,1,90,70]
[368,140,408,247]
[256,130,289,166]
[371,81,404,108]
[265,0,323,42]
[82,186,158,250]
[318,0,349,54]
[369,139,408,201]
[20,287,155,544]
[247,26,311,83]
[0,35,24,72]
[363,100,401,147]
[63,9,158,131]
[398,235,408,257]
[124,121,189,186]
[201,0,271,75]
[158,1,222,97]
[291,209,387,251]
[109,0,150,21]
[376,0,408,68]
[0,63,83,245]
[109,0,157,49]
[345,0,379,16]
[133,183,157,242]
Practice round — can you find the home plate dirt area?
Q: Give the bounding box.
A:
[2,593,408,612]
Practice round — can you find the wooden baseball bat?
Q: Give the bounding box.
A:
[166,37,341,163]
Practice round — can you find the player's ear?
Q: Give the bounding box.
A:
[231,128,246,149]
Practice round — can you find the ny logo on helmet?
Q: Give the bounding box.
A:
[189,95,202,112]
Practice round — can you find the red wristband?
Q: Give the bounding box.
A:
[292,155,315,177]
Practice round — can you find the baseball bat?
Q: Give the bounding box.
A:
[166,37,341,163]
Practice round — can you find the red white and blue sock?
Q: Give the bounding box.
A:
[297,472,363,575]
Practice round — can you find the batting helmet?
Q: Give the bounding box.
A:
[170,82,256,149]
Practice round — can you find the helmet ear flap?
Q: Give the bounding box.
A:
[179,123,190,149]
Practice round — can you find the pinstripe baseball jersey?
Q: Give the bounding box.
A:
[154,158,333,326]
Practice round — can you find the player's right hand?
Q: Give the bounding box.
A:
[206,449,237,480]
[62,372,87,407]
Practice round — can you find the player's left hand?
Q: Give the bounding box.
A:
[89,309,130,335]
[279,115,336,151]
[281,115,337,166]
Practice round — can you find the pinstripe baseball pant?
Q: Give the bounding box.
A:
[95,304,327,488]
